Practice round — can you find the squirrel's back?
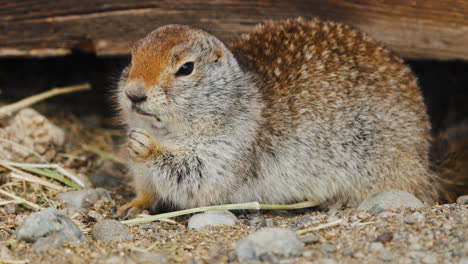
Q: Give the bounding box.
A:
[230,19,438,205]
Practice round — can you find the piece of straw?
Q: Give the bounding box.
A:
[0,189,41,211]
[1,160,85,188]
[0,161,65,191]
[122,200,319,225]
[0,199,25,206]
[0,83,91,118]
[9,172,65,191]
[296,219,343,235]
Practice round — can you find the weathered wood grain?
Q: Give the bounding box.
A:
[0,0,467,60]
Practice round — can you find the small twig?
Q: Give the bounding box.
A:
[122,200,319,225]
[0,189,41,211]
[0,83,91,118]
[10,172,65,191]
[0,260,30,264]
[82,144,126,165]
[0,161,65,191]
[0,199,25,206]
[1,160,85,188]
[296,219,343,235]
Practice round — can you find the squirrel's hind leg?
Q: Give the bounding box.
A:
[117,190,157,219]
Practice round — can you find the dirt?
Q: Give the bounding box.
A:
[0,104,467,264]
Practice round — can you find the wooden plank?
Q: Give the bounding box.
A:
[0,0,467,60]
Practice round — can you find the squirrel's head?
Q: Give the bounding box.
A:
[119,25,242,128]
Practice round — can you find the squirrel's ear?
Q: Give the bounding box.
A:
[212,43,224,62]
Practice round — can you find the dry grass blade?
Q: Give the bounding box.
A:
[1,160,85,188]
[122,201,319,225]
[0,189,41,211]
[0,161,65,191]
[0,199,25,206]
[9,172,65,191]
[0,83,91,118]
[296,219,343,235]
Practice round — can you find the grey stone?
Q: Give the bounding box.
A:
[262,218,275,228]
[236,228,304,262]
[456,195,468,205]
[131,251,168,263]
[56,188,110,208]
[93,220,133,241]
[358,189,423,212]
[32,232,64,252]
[404,213,424,224]
[246,215,264,226]
[300,233,321,244]
[343,248,353,256]
[16,208,87,246]
[380,250,393,262]
[369,242,384,252]
[91,171,122,188]
[322,243,337,253]
[188,210,237,229]
[295,216,314,226]
[421,254,437,264]
[315,259,337,264]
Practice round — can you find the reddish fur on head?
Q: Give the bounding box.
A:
[128,26,190,89]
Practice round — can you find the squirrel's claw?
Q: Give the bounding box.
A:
[128,128,160,162]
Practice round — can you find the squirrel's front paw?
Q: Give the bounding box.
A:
[128,128,161,162]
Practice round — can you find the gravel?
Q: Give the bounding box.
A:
[92,220,133,241]
[188,210,237,229]
[236,228,304,262]
[56,188,110,208]
[456,195,468,205]
[15,208,87,250]
[357,189,424,213]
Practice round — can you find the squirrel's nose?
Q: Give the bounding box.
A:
[125,83,147,103]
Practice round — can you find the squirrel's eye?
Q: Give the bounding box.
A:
[176,62,194,76]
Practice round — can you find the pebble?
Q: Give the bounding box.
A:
[456,195,468,205]
[369,242,384,252]
[299,233,321,244]
[404,213,424,224]
[188,210,237,229]
[32,232,64,252]
[376,231,393,243]
[295,216,314,226]
[246,215,264,226]
[56,188,110,208]
[315,259,337,264]
[16,208,87,248]
[261,218,275,228]
[343,248,353,256]
[131,251,168,263]
[322,243,337,253]
[357,189,423,212]
[236,228,304,262]
[4,203,17,215]
[421,254,437,264]
[92,220,133,241]
[91,171,122,188]
[380,250,393,261]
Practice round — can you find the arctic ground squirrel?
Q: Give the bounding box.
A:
[115,18,467,218]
